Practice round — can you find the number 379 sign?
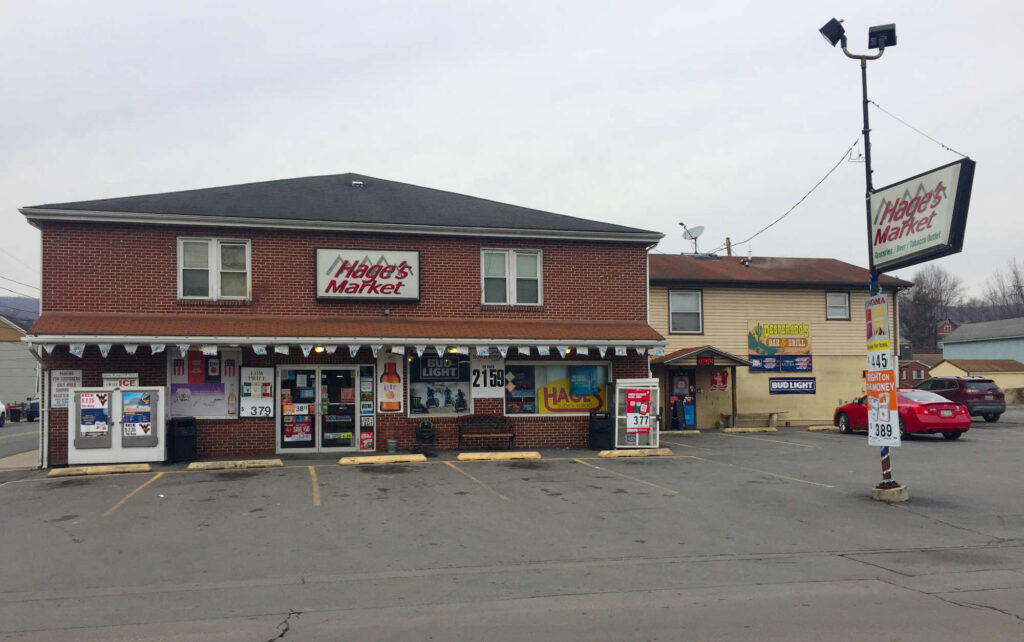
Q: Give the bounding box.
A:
[865,294,899,447]
[625,389,652,434]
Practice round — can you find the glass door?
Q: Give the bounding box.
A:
[280,368,317,450]
[320,368,357,449]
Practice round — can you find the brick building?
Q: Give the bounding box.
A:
[21,174,665,466]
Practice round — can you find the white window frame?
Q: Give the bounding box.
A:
[177,237,252,301]
[480,249,543,306]
[826,291,850,320]
[913,369,925,380]
[668,290,703,334]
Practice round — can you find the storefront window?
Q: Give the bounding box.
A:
[504,363,608,415]
[168,349,241,418]
[408,354,472,416]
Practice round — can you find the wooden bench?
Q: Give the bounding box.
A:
[458,414,514,450]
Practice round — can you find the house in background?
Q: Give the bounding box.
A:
[928,359,1024,398]
[898,359,931,385]
[648,254,910,428]
[0,315,39,408]
[941,316,1024,364]
[936,318,960,344]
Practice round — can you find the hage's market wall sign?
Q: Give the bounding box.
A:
[869,158,975,273]
[316,249,420,301]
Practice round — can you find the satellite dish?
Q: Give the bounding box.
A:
[683,225,704,240]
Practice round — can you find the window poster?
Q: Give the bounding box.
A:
[625,389,652,434]
[169,349,241,418]
[122,391,154,437]
[470,354,506,399]
[79,392,110,436]
[505,364,608,414]
[408,354,470,415]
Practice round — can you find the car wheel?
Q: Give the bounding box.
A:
[899,417,907,439]
[942,431,962,440]
[982,413,1000,423]
[837,413,851,434]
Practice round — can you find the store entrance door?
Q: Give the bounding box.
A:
[669,369,696,429]
[278,366,360,452]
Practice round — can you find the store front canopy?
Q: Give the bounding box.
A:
[651,346,750,368]
[24,312,666,355]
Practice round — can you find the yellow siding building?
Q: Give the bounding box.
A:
[649,255,909,428]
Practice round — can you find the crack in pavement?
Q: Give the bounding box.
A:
[890,503,1009,542]
[267,609,301,640]
[876,577,1024,625]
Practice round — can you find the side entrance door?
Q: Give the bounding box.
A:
[670,369,697,429]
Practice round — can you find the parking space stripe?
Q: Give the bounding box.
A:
[658,438,711,450]
[723,433,815,448]
[444,461,509,501]
[690,456,833,488]
[572,458,679,495]
[103,472,165,516]
[308,466,321,506]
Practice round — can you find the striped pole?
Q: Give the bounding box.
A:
[880,446,894,484]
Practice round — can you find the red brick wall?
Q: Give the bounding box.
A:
[38,219,654,464]
[40,222,648,321]
[41,346,649,464]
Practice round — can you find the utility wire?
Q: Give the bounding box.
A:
[705,137,861,256]
[0,283,39,300]
[0,274,40,291]
[868,100,968,158]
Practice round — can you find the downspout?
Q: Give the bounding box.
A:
[27,347,47,468]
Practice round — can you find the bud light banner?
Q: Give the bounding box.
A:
[869,158,975,273]
[316,249,420,301]
[769,378,816,395]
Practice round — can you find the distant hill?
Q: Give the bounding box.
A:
[0,297,39,331]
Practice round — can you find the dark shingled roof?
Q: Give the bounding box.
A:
[649,255,912,288]
[25,173,660,239]
[943,316,1024,343]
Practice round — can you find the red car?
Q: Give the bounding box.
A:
[833,389,971,440]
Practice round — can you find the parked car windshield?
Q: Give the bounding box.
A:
[899,390,950,403]
[965,380,999,391]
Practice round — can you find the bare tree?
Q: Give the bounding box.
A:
[900,265,964,351]
[982,258,1024,319]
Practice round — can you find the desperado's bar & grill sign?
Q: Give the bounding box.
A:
[316,249,420,301]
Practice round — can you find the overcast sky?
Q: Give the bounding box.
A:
[1,1,1020,302]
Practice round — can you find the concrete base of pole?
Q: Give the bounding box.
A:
[871,484,909,503]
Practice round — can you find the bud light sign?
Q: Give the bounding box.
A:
[769,378,816,395]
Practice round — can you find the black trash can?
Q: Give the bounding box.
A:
[9,407,21,422]
[589,411,615,450]
[167,417,198,463]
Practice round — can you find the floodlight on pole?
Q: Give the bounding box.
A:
[820,17,905,501]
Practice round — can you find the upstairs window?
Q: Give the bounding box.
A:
[826,292,850,320]
[669,290,702,333]
[178,238,251,300]
[481,249,542,305]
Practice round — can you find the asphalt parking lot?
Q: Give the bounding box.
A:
[1,411,1023,640]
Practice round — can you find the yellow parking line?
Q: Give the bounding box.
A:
[723,433,815,448]
[572,458,679,495]
[104,472,165,516]
[308,466,321,507]
[0,431,35,440]
[444,461,509,501]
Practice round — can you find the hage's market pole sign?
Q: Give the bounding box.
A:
[868,158,975,273]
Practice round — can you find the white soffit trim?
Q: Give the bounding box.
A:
[19,208,664,244]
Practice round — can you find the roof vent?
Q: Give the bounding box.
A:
[351,180,364,188]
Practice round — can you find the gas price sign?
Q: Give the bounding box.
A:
[865,293,899,447]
